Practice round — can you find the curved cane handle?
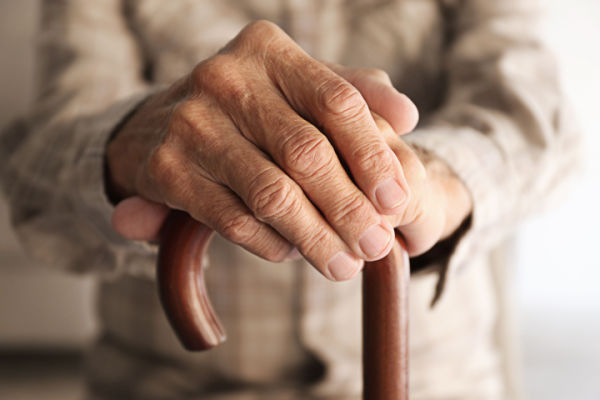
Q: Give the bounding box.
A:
[157,211,410,399]
[157,210,226,351]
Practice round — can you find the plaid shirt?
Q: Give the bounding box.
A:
[0,0,580,399]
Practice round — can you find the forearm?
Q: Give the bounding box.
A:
[399,0,581,303]
[0,0,157,277]
[0,93,158,276]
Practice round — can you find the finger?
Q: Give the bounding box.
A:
[340,67,419,135]
[112,196,170,241]
[226,87,395,261]
[209,144,365,280]
[167,166,297,263]
[164,102,364,280]
[371,113,446,256]
[268,53,410,216]
[141,125,296,262]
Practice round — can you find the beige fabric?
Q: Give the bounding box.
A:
[0,0,580,399]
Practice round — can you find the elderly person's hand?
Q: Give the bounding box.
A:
[107,20,467,282]
[369,113,473,255]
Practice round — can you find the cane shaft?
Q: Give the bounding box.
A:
[363,235,410,400]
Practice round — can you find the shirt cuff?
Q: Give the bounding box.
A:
[404,123,509,305]
[73,88,162,279]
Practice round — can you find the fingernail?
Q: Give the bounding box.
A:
[327,251,363,281]
[284,247,302,261]
[359,224,393,259]
[375,178,405,210]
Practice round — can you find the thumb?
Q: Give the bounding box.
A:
[111,196,170,241]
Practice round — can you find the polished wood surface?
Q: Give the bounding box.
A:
[157,212,409,398]
[157,210,226,350]
[363,235,410,400]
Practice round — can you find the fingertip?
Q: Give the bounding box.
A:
[326,251,364,282]
[341,68,419,136]
[381,90,419,136]
[358,222,395,261]
[373,177,410,214]
[394,93,419,135]
[358,78,419,135]
[112,196,170,241]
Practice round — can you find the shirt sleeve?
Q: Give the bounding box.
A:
[0,0,159,278]
[403,0,582,302]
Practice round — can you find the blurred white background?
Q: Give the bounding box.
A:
[515,1,600,399]
[0,1,598,399]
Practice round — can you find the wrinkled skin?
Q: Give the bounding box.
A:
[106,21,471,282]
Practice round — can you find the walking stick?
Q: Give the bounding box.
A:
[158,210,410,399]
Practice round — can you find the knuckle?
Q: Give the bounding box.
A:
[373,114,395,134]
[319,79,366,118]
[170,100,195,124]
[249,171,300,221]
[167,101,203,141]
[406,155,427,184]
[230,20,284,56]
[399,191,426,226]
[191,59,216,87]
[299,226,329,259]
[194,55,231,79]
[147,146,183,190]
[260,245,290,263]
[219,212,259,244]
[398,146,427,185]
[353,142,395,172]
[328,192,371,226]
[280,129,335,178]
[191,55,243,95]
[400,200,424,228]
[242,20,282,38]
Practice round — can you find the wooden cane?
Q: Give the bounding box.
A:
[363,234,410,400]
[157,211,409,399]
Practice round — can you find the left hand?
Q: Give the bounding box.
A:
[369,113,472,256]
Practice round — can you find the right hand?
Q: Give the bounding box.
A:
[107,21,418,282]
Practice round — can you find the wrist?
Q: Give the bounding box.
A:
[416,146,473,240]
[438,170,472,239]
[105,138,134,203]
[103,84,180,204]
[104,101,150,203]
